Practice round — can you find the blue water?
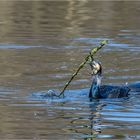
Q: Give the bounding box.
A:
[0,1,140,140]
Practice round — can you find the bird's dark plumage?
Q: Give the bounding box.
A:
[89,84,130,98]
[89,61,130,99]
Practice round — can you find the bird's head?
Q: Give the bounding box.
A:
[91,61,102,76]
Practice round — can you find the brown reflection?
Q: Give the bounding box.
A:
[0,1,139,45]
[0,1,139,90]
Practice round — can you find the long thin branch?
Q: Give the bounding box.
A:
[58,40,108,97]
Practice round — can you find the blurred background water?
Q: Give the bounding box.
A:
[0,1,140,140]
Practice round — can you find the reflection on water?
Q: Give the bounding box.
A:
[0,1,140,140]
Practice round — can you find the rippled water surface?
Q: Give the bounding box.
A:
[0,1,140,140]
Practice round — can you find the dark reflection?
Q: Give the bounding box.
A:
[68,99,105,139]
[84,100,103,139]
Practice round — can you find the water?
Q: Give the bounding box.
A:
[0,1,140,140]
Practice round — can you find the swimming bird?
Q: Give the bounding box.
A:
[89,61,130,98]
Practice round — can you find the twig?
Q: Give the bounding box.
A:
[58,40,108,97]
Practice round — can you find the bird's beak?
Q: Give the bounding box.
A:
[91,61,99,75]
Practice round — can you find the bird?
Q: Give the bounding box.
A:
[89,61,130,99]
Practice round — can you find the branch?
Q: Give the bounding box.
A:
[58,40,108,97]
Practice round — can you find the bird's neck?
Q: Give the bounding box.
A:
[89,74,102,98]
